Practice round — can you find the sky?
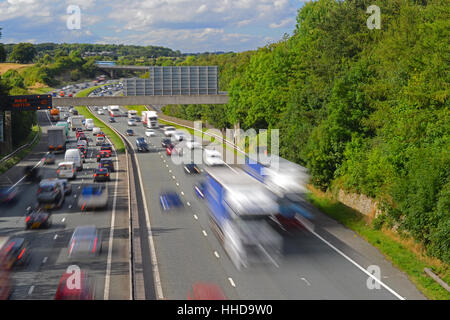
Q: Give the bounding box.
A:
[0,0,307,53]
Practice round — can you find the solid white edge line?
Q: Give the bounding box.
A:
[103,132,119,300]
[300,219,405,300]
[113,115,164,300]
[133,150,165,300]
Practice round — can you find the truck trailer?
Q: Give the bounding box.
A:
[203,167,282,270]
[142,111,158,128]
[47,127,67,153]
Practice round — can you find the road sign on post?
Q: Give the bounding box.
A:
[4,94,53,111]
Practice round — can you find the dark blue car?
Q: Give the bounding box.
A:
[159,192,183,211]
[0,186,18,204]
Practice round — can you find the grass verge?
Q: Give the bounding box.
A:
[74,85,125,153]
[0,125,41,176]
[306,187,450,300]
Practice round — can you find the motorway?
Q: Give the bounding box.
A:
[0,80,426,300]
[0,83,130,300]
[91,102,415,300]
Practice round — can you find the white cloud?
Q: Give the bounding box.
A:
[0,0,304,52]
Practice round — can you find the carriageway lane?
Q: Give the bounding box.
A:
[94,107,399,300]
[0,108,130,300]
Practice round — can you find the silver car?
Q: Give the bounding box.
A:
[68,225,102,258]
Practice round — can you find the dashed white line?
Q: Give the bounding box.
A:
[193,214,198,220]
[176,183,179,187]
[228,278,236,287]
[214,251,220,258]
[186,202,191,207]
[202,230,208,237]
[61,217,66,222]
[181,191,185,196]
[42,257,48,264]
[172,175,176,180]
[54,234,58,240]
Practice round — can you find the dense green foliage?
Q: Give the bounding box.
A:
[9,43,37,63]
[163,0,450,263]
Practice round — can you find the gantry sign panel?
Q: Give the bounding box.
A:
[2,95,53,111]
[124,66,219,96]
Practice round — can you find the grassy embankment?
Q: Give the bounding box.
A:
[74,85,125,153]
[0,125,41,175]
[307,187,450,300]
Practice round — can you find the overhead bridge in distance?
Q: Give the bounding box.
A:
[53,93,229,106]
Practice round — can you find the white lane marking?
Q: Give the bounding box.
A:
[193,214,198,220]
[116,129,164,300]
[68,205,72,209]
[186,202,191,207]
[172,175,175,180]
[176,183,179,187]
[299,217,405,300]
[300,277,311,286]
[214,251,220,258]
[202,230,208,237]
[168,170,172,173]
[228,278,236,288]
[165,164,168,168]
[103,130,120,300]
[61,217,66,222]
[54,234,58,240]
[28,286,34,295]
[181,191,185,196]
[42,257,48,264]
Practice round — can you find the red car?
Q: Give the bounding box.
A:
[54,270,94,300]
[187,283,227,300]
[166,145,175,156]
[96,150,111,162]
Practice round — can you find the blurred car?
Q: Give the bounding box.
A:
[25,207,52,230]
[57,162,76,179]
[72,110,79,115]
[102,106,108,110]
[166,145,175,156]
[99,158,114,172]
[93,168,110,182]
[187,283,227,300]
[172,131,185,142]
[0,237,31,269]
[108,117,116,123]
[96,150,111,162]
[68,226,102,258]
[186,138,202,150]
[93,106,99,111]
[159,191,183,211]
[78,185,108,210]
[203,149,225,166]
[37,179,64,209]
[43,153,56,165]
[136,137,149,152]
[145,129,155,137]
[77,146,87,162]
[126,129,134,136]
[54,270,95,300]
[127,119,137,126]
[133,116,141,122]
[163,126,176,137]
[97,110,105,115]
[92,127,101,135]
[161,138,172,148]
[184,163,201,174]
[0,186,18,204]
[78,135,89,146]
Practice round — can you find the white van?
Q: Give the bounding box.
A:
[64,149,83,171]
[57,161,76,179]
[85,119,94,131]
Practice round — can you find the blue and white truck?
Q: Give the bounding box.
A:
[242,155,313,229]
[203,167,282,270]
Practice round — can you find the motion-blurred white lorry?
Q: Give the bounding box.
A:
[142,111,158,129]
[203,167,282,270]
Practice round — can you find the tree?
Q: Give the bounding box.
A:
[0,44,6,62]
[9,43,37,63]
